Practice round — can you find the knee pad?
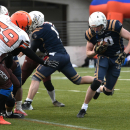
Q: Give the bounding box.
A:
[91,80,101,91]
[44,80,54,91]
[6,93,15,107]
[103,87,113,96]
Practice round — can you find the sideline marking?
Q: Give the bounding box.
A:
[26,88,120,93]
[23,118,101,130]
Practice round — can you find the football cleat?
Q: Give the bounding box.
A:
[93,92,100,99]
[53,100,65,107]
[77,109,86,118]
[2,112,24,118]
[22,100,33,110]
[14,108,28,116]
[0,116,11,125]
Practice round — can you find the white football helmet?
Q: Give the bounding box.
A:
[89,11,107,34]
[29,11,44,31]
[0,5,9,15]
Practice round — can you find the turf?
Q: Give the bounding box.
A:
[1,67,130,130]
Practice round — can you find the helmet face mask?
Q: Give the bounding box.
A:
[29,11,44,32]
[89,11,107,35]
[0,5,9,15]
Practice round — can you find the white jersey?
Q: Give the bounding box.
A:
[0,15,30,56]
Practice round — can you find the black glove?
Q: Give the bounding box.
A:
[115,52,127,64]
[94,41,108,54]
[44,58,59,68]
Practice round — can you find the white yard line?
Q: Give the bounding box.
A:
[23,118,101,130]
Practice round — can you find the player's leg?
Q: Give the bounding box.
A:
[22,80,39,110]
[93,78,106,99]
[0,64,12,124]
[22,64,56,110]
[22,56,39,110]
[11,56,26,115]
[101,63,120,96]
[43,76,65,107]
[77,56,109,118]
[93,58,121,99]
[3,92,24,118]
[0,85,13,124]
[9,57,27,116]
[0,90,11,125]
[22,56,38,85]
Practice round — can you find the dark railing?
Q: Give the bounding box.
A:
[52,21,89,46]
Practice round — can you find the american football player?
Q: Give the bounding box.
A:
[22,11,65,110]
[77,11,130,118]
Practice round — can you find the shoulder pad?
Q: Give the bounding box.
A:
[107,20,122,32]
[85,28,95,41]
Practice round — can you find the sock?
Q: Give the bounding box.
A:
[97,86,101,93]
[47,90,56,103]
[25,98,33,102]
[6,111,12,116]
[15,101,22,110]
[81,103,88,111]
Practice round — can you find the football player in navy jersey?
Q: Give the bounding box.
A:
[22,11,94,110]
[77,11,130,118]
[22,11,65,110]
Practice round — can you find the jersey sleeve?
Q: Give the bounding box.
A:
[85,28,96,44]
[107,20,122,33]
[31,27,43,40]
[30,39,42,52]
[85,28,95,42]
[18,30,30,49]
[114,20,122,33]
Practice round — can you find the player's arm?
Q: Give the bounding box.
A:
[86,41,96,58]
[21,47,58,68]
[30,39,42,53]
[115,27,130,64]
[120,27,130,54]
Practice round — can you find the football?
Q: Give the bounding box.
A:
[94,41,108,54]
[97,41,108,46]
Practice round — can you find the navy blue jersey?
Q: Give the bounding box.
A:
[85,20,124,57]
[31,22,67,54]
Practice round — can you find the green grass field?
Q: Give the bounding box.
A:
[1,67,130,130]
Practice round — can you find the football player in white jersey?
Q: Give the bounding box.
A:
[0,5,22,125]
[0,10,58,124]
[0,7,29,117]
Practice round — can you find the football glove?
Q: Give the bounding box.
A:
[94,41,108,54]
[43,57,59,68]
[115,52,127,65]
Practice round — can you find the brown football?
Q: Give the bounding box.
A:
[97,41,108,46]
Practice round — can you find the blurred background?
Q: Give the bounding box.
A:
[0,0,130,67]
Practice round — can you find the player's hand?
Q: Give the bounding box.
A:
[94,41,108,54]
[43,56,59,68]
[18,52,24,57]
[115,52,126,64]
[44,58,59,68]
